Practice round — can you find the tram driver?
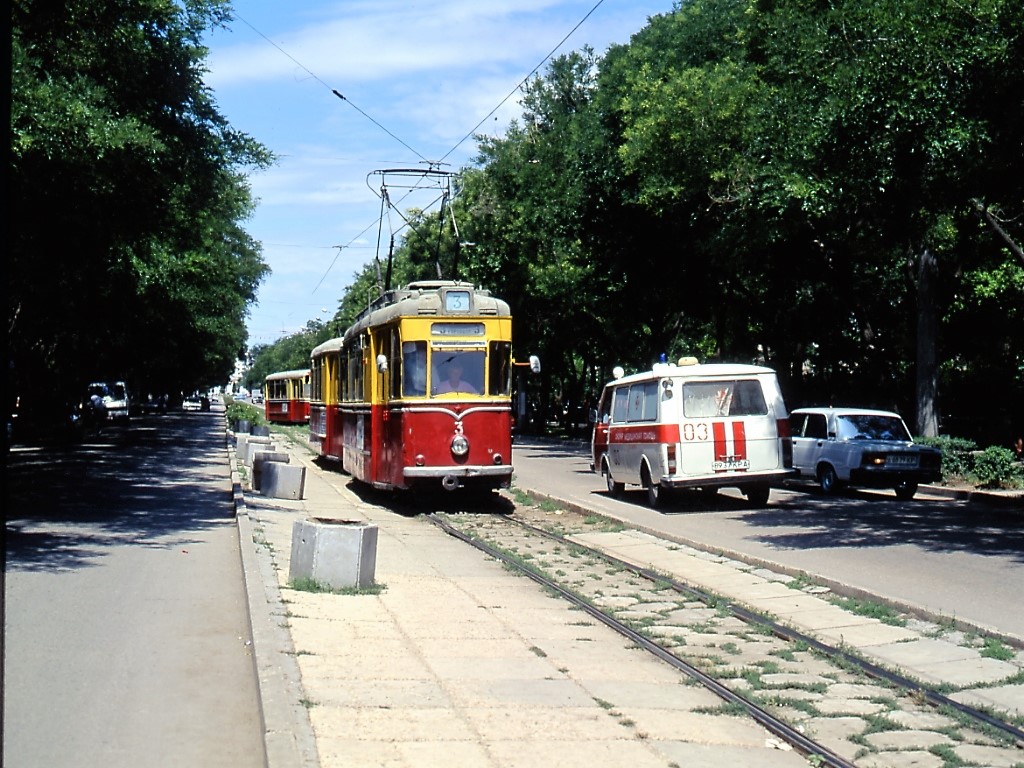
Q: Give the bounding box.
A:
[434,355,479,395]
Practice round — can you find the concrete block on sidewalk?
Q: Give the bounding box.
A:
[260,462,305,500]
[245,439,275,467]
[289,518,378,589]
[252,451,290,491]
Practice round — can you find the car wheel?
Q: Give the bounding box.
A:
[604,462,624,497]
[894,481,918,501]
[744,484,771,507]
[818,465,841,495]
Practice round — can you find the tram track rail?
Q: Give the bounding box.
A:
[506,514,1024,745]
[428,508,1024,766]
[429,512,857,767]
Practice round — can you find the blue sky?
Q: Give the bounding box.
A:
[203,1,673,346]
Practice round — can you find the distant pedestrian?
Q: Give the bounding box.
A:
[1013,436,1023,463]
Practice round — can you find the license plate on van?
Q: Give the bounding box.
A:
[713,459,750,471]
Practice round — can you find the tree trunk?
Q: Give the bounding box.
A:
[915,247,940,437]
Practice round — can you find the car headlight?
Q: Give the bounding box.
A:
[451,434,470,457]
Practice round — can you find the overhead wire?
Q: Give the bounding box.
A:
[232,14,429,163]
[234,1,611,301]
[440,0,608,163]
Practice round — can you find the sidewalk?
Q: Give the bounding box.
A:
[231,433,1023,768]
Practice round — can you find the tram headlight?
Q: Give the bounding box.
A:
[451,434,470,457]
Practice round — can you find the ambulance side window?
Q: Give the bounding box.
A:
[597,390,612,424]
[627,382,659,423]
[611,386,630,423]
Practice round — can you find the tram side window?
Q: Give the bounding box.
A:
[488,342,512,396]
[339,352,348,401]
[311,360,322,401]
[352,351,364,402]
[402,341,427,396]
[344,348,364,402]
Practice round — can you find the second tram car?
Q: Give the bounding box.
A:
[310,281,515,491]
[264,369,311,424]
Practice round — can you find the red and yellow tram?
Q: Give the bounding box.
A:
[310,281,516,491]
[264,369,311,424]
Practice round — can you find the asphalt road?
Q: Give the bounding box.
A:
[511,438,1024,643]
[4,410,265,767]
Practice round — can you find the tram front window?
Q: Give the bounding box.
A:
[432,351,483,395]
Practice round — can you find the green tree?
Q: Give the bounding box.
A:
[610,0,1023,437]
[9,0,271,422]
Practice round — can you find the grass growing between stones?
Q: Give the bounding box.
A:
[288,576,386,595]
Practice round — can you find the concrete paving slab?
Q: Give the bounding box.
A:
[532,640,689,683]
[460,706,628,740]
[866,637,1019,685]
[424,655,563,681]
[886,710,960,731]
[296,650,434,682]
[314,706,480,741]
[754,593,839,615]
[814,620,919,647]
[616,708,784,746]
[865,730,955,750]
[913,655,1019,686]
[581,680,725,711]
[815,698,888,716]
[445,678,600,708]
[775,606,881,631]
[952,743,1024,768]
[950,683,1024,715]
[414,636,556,660]
[720,580,810,603]
[484,739,673,768]
[800,716,867,762]
[856,749,945,768]
[654,741,809,768]
[312,737,497,768]
[310,678,455,708]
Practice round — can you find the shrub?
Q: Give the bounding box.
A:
[916,435,977,480]
[225,400,264,426]
[970,446,1021,489]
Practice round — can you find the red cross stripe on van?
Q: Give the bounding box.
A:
[712,421,750,471]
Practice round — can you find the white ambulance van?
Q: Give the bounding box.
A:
[591,358,794,508]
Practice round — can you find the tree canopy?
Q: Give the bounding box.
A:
[9,0,271,424]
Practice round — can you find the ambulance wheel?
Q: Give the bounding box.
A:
[641,466,664,508]
[744,484,770,507]
[604,463,624,497]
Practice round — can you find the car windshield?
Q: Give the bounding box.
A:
[835,414,911,441]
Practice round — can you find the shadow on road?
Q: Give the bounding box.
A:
[5,410,235,572]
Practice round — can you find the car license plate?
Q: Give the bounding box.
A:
[713,459,750,471]
[887,454,918,467]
